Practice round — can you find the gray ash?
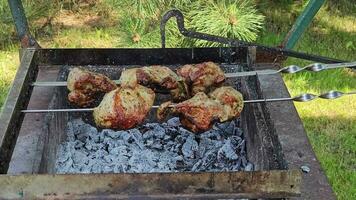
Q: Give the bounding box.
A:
[55,118,253,173]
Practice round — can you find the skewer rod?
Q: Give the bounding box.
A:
[31,62,356,87]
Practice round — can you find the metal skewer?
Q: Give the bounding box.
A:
[21,91,355,113]
[31,62,356,87]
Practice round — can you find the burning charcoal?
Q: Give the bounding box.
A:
[163,135,171,141]
[109,146,127,155]
[163,141,176,152]
[164,127,179,138]
[198,137,223,159]
[143,123,166,139]
[95,131,106,143]
[76,132,89,142]
[113,165,122,173]
[129,129,143,140]
[104,138,117,151]
[94,149,109,159]
[104,129,126,139]
[56,157,73,174]
[182,136,199,159]
[178,127,194,138]
[167,117,181,127]
[74,140,84,149]
[56,144,72,164]
[230,160,241,171]
[56,113,253,174]
[233,139,245,154]
[72,150,89,165]
[150,140,163,150]
[230,136,242,147]
[80,164,92,173]
[91,163,103,173]
[84,142,93,151]
[175,135,186,144]
[239,156,248,167]
[218,139,239,161]
[103,155,115,163]
[91,142,105,151]
[234,127,243,137]
[128,150,157,172]
[192,150,217,172]
[200,129,221,141]
[103,165,113,173]
[215,121,235,136]
[157,152,181,171]
[244,163,254,171]
[75,122,97,139]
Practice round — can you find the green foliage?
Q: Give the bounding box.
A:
[105,0,265,48]
[187,0,265,46]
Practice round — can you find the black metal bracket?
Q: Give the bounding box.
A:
[160,10,346,64]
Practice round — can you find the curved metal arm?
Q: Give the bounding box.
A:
[160,9,345,64]
[160,10,240,48]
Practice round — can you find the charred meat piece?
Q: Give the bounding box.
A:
[118,68,138,88]
[177,62,225,95]
[157,86,244,133]
[93,85,155,130]
[119,66,189,101]
[209,86,244,121]
[157,93,226,133]
[67,68,117,107]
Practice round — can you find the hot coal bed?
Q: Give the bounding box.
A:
[46,64,254,174]
[56,117,252,173]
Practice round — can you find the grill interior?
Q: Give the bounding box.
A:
[0,48,306,199]
[36,63,286,174]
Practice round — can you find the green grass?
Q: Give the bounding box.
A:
[0,0,355,198]
[257,1,356,199]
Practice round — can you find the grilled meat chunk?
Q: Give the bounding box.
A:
[177,62,225,95]
[67,68,117,107]
[119,68,138,88]
[209,86,244,121]
[93,85,155,129]
[157,86,243,133]
[157,93,225,133]
[119,66,189,101]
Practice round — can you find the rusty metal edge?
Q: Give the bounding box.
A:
[0,170,301,199]
[0,48,38,173]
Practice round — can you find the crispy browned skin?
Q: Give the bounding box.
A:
[93,85,155,130]
[119,66,189,101]
[209,86,244,120]
[157,86,244,133]
[177,62,225,95]
[67,68,117,107]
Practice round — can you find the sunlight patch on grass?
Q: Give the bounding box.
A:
[0,50,18,107]
[316,7,356,33]
[302,116,356,200]
[42,28,124,48]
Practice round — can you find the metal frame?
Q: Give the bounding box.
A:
[0,47,303,199]
[0,170,300,199]
[282,0,325,49]
[0,49,38,172]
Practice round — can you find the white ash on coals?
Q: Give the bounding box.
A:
[55,118,254,173]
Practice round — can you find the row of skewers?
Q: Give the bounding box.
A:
[67,62,242,133]
[24,61,356,133]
